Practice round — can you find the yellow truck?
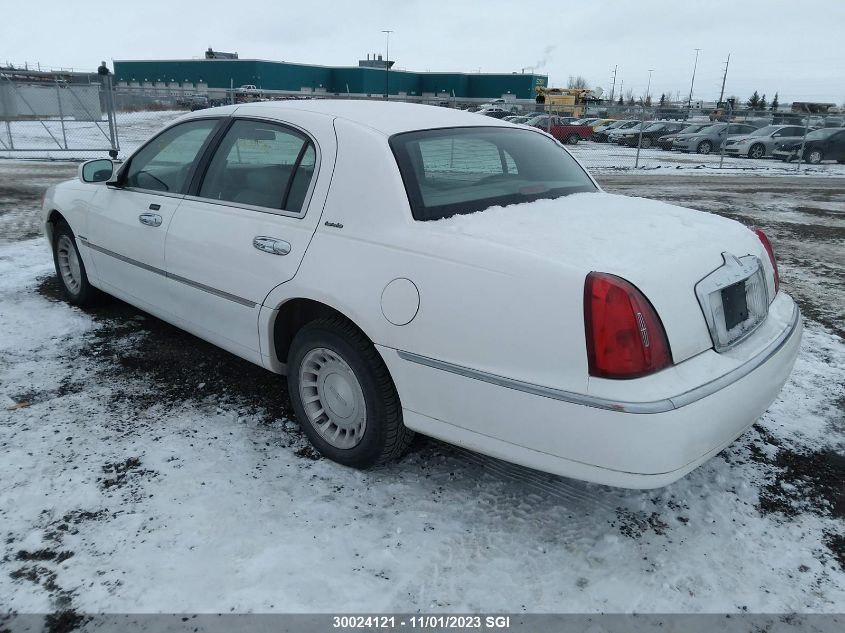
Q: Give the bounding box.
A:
[534,87,591,117]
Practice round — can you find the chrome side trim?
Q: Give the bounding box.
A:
[79,238,257,308]
[396,304,800,415]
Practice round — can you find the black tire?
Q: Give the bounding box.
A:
[697,140,713,154]
[566,133,580,145]
[806,149,823,164]
[51,221,100,307]
[640,137,652,149]
[748,143,766,159]
[287,316,414,468]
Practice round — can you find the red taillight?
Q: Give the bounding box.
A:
[584,272,672,379]
[751,227,779,295]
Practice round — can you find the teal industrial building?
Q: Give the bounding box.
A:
[112,59,548,101]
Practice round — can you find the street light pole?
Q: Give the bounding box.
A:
[381,29,393,100]
[687,48,700,110]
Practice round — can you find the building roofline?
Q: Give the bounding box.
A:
[112,58,548,78]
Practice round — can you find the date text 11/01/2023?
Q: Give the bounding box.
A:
[333,616,512,629]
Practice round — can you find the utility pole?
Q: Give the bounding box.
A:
[687,48,700,108]
[381,29,393,100]
[718,53,730,104]
[610,64,618,103]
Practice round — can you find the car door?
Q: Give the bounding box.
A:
[830,131,845,160]
[164,116,335,362]
[86,118,220,312]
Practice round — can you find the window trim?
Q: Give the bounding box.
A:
[114,116,225,198]
[184,115,322,219]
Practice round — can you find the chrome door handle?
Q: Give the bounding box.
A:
[253,236,291,256]
[139,213,162,227]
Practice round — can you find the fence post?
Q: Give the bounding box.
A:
[796,104,810,173]
[55,80,68,150]
[635,104,646,168]
[718,101,732,169]
[99,63,119,158]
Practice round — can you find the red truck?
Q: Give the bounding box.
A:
[529,115,593,144]
[549,122,594,144]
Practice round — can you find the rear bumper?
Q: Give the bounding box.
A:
[382,295,802,489]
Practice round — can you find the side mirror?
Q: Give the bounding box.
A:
[79,159,115,184]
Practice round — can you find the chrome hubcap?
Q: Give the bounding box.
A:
[299,347,366,449]
[809,151,822,164]
[57,235,82,295]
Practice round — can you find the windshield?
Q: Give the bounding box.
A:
[643,123,664,132]
[679,124,710,134]
[390,127,597,221]
[807,128,840,140]
[750,126,779,136]
[619,121,641,129]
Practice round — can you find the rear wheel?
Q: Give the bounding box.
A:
[696,140,713,154]
[748,143,766,159]
[287,316,414,468]
[51,222,100,306]
[566,133,580,145]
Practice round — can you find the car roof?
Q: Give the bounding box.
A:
[216,100,513,136]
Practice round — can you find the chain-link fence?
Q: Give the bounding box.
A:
[0,69,119,157]
[3,76,844,175]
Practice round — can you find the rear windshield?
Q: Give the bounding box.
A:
[390,127,597,221]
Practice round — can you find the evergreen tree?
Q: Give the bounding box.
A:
[746,90,760,109]
[659,93,666,106]
[645,95,652,107]
[759,94,767,110]
[618,94,623,105]
[770,93,779,111]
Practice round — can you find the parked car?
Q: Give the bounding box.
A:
[605,121,644,144]
[615,121,688,148]
[548,121,595,144]
[507,116,531,125]
[671,123,759,154]
[479,108,511,119]
[722,125,807,159]
[586,118,616,131]
[656,123,713,150]
[593,120,640,143]
[188,94,210,111]
[771,127,845,164]
[43,101,800,489]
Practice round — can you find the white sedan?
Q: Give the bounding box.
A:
[42,101,801,488]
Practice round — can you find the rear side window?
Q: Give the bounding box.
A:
[390,127,596,221]
[199,119,316,213]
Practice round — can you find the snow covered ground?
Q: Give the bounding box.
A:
[0,165,844,617]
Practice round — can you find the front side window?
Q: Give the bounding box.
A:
[124,119,218,193]
[390,127,597,221]
[199,119,316,212]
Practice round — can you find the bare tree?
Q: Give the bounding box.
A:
[567,75,590,89]
[625,88,634,105]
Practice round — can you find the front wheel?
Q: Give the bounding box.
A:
[806,149,823,164]
[287,316,414,468]
[640,137,652,149]
[51,222,100,306]
[696,140,713,154]
[748,143,766,159]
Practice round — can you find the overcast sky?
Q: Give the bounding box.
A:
[3,0,844,104]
